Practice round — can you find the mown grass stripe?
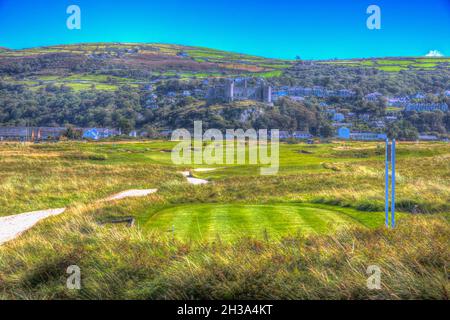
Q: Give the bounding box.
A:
[145,203,371,242]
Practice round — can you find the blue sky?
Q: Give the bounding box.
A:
[0,0,449,59]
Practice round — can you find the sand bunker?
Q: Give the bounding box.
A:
[0,208,66,245]
[106,189,158,201]
[180,171,209,185]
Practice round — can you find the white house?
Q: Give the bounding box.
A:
[293,131,313,139]
[332,113,345,122]
[350,132,387,141]
[418,134,438,141]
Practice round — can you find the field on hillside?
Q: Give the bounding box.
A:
[319,57,450,72]
[0,43,292,90]
[0,140,448,299]
[2,44,449,93]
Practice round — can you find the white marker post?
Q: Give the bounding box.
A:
[391,139,396,228]
[385,139,390,227]
[385,138,396,228]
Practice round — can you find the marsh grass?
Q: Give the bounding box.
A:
[1,140,448,216]
[0,142,179,215]
[0,202,447,299]
[0,140,448,299]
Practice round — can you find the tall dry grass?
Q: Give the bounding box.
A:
[0,201,448,300]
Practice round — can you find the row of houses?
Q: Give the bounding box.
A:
[337,127,387,141]
[365,92,383,101]
[0,127,65,141]
[273,86,355,100]
[404,103,449,113]
[278,131,313,140]
[336,127,448,142]
[366,91,450,105]
[0,127,121,141]
[82,128,121,140]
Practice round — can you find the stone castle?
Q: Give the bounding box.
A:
[207,79,272,104]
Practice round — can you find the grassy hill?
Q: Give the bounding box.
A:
[318,57,450,72]
[1,43,448,93]
[0,43,292,89]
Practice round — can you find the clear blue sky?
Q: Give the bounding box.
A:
[0,0,449,59]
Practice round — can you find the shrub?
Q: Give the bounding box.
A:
[61,152,108,161]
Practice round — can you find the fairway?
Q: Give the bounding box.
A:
[144,203,385,241]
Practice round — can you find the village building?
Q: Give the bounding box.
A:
[273,131,312,139]
[275,86,355,99]
[371,120,386,128]
[405,103,449,112]
[278,131,291,139]
[0,127,67,141]
[158,130,173,138]
[418,134,438,141]
[332,122,353,128]
[129,131,138,138]
[412,93,426,100]
[332,113,345,122]
[337,127,386,141]
[365,92,383,101]
[384,116,398,122]
[82,128,120,140]
[387,96,409,107]
[0,127,121,141]
[349,132,387,141]
[292,131,313,139]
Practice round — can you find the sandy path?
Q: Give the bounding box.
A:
[187,177,209,185]
[0,188,159,245]
[105,189,158,201]
[181,171,209,185]
[193,168,217,172]
[0,208,66,245]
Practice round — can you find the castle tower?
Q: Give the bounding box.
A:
[224,80,235,102]
[262,85,272,103]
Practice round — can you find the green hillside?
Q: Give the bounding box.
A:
[2,43,449,92]
[0,43,292,85]
[318,57,450,72]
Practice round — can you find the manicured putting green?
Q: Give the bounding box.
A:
[144,203,383,241]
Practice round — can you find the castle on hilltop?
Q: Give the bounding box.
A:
[207,79,272,104]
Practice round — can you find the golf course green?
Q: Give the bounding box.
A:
[144,203,388,241]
